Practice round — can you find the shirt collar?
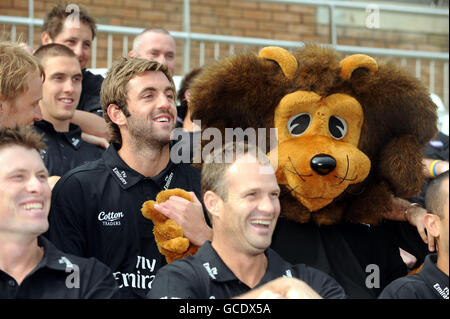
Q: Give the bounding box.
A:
[195,241,238,282]
[102,143,177,190]
[420,254,449,299]
[36,236,75,272]
[196,242,291,284]
[34,120,83,149]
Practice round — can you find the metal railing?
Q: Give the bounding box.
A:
[0,0,448,110]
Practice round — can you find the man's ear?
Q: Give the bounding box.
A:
[0,95,10,113]
[424,213,441,238]
[128,50,136,58]
[41,32,53,45]
[204,190,221,218]
[184,89,191,103]
[107,104,127,127]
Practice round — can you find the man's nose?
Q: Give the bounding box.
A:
[64,80,75,94]
[26,175,44,193]
[258,195,278,214]
[73,43,83,60]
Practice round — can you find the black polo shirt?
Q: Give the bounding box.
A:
[271,218,407,299]
[34,120,104,177]
[46,143,203,299]
[0,236,119,299]
[78,69,104,116]
[148,241,346,299]
[379,254,449,299]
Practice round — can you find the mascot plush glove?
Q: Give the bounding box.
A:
[141,188,199,263]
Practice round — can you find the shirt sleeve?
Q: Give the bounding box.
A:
[147,260,202,299]
[45,174,88,257]
[295,264,348,299]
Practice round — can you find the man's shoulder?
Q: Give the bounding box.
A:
[378,274,428,298]
[42,236,111,272]
[82,69,104,85]
[156,244,211,278]
[51,158,107,193]
[174,162,201,175]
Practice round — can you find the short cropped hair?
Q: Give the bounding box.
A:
[425,170,449,219]
[100,57,175,145]
[132,28,172,52]
[201,141,271,200]
[34,43,78,62]
[42,3,97,40]
[0,41,44,101]
[0,126,46,154]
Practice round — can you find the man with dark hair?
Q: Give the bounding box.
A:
[41,3,109,141]
[379,171,449,299]
[0,126,118,298]
[46,57,211,298]
[33,43,103,179]
[149,141,346,299]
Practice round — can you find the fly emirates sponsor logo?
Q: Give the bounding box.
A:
[113,256,157,290]
[98,211,124,226]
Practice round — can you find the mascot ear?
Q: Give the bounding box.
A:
[259,46,298,80]
[340,54,378,80]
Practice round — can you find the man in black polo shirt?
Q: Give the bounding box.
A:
[33,44,103,179]
[41,3,109,142]
[46,57,212,299]
[379,171,449,299]
[0,126,118,298]
[148,142,346,299]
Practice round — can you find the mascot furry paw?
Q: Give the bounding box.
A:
[141,188,199,263]
[189,44,437,298]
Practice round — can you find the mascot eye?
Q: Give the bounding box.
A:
[329,115,347,140]
[287,113,311,136]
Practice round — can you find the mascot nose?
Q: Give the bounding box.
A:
[310,154,337,175]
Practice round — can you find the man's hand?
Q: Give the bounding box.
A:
[47,175,61,189]
[154,192,212,246]
[387,196,435,252]
[235,277,322,299]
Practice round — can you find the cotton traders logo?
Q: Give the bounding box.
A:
[98,211,124,226]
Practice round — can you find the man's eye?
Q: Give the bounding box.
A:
[11,174,24,181]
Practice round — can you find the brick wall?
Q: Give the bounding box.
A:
[0,0,448,107]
